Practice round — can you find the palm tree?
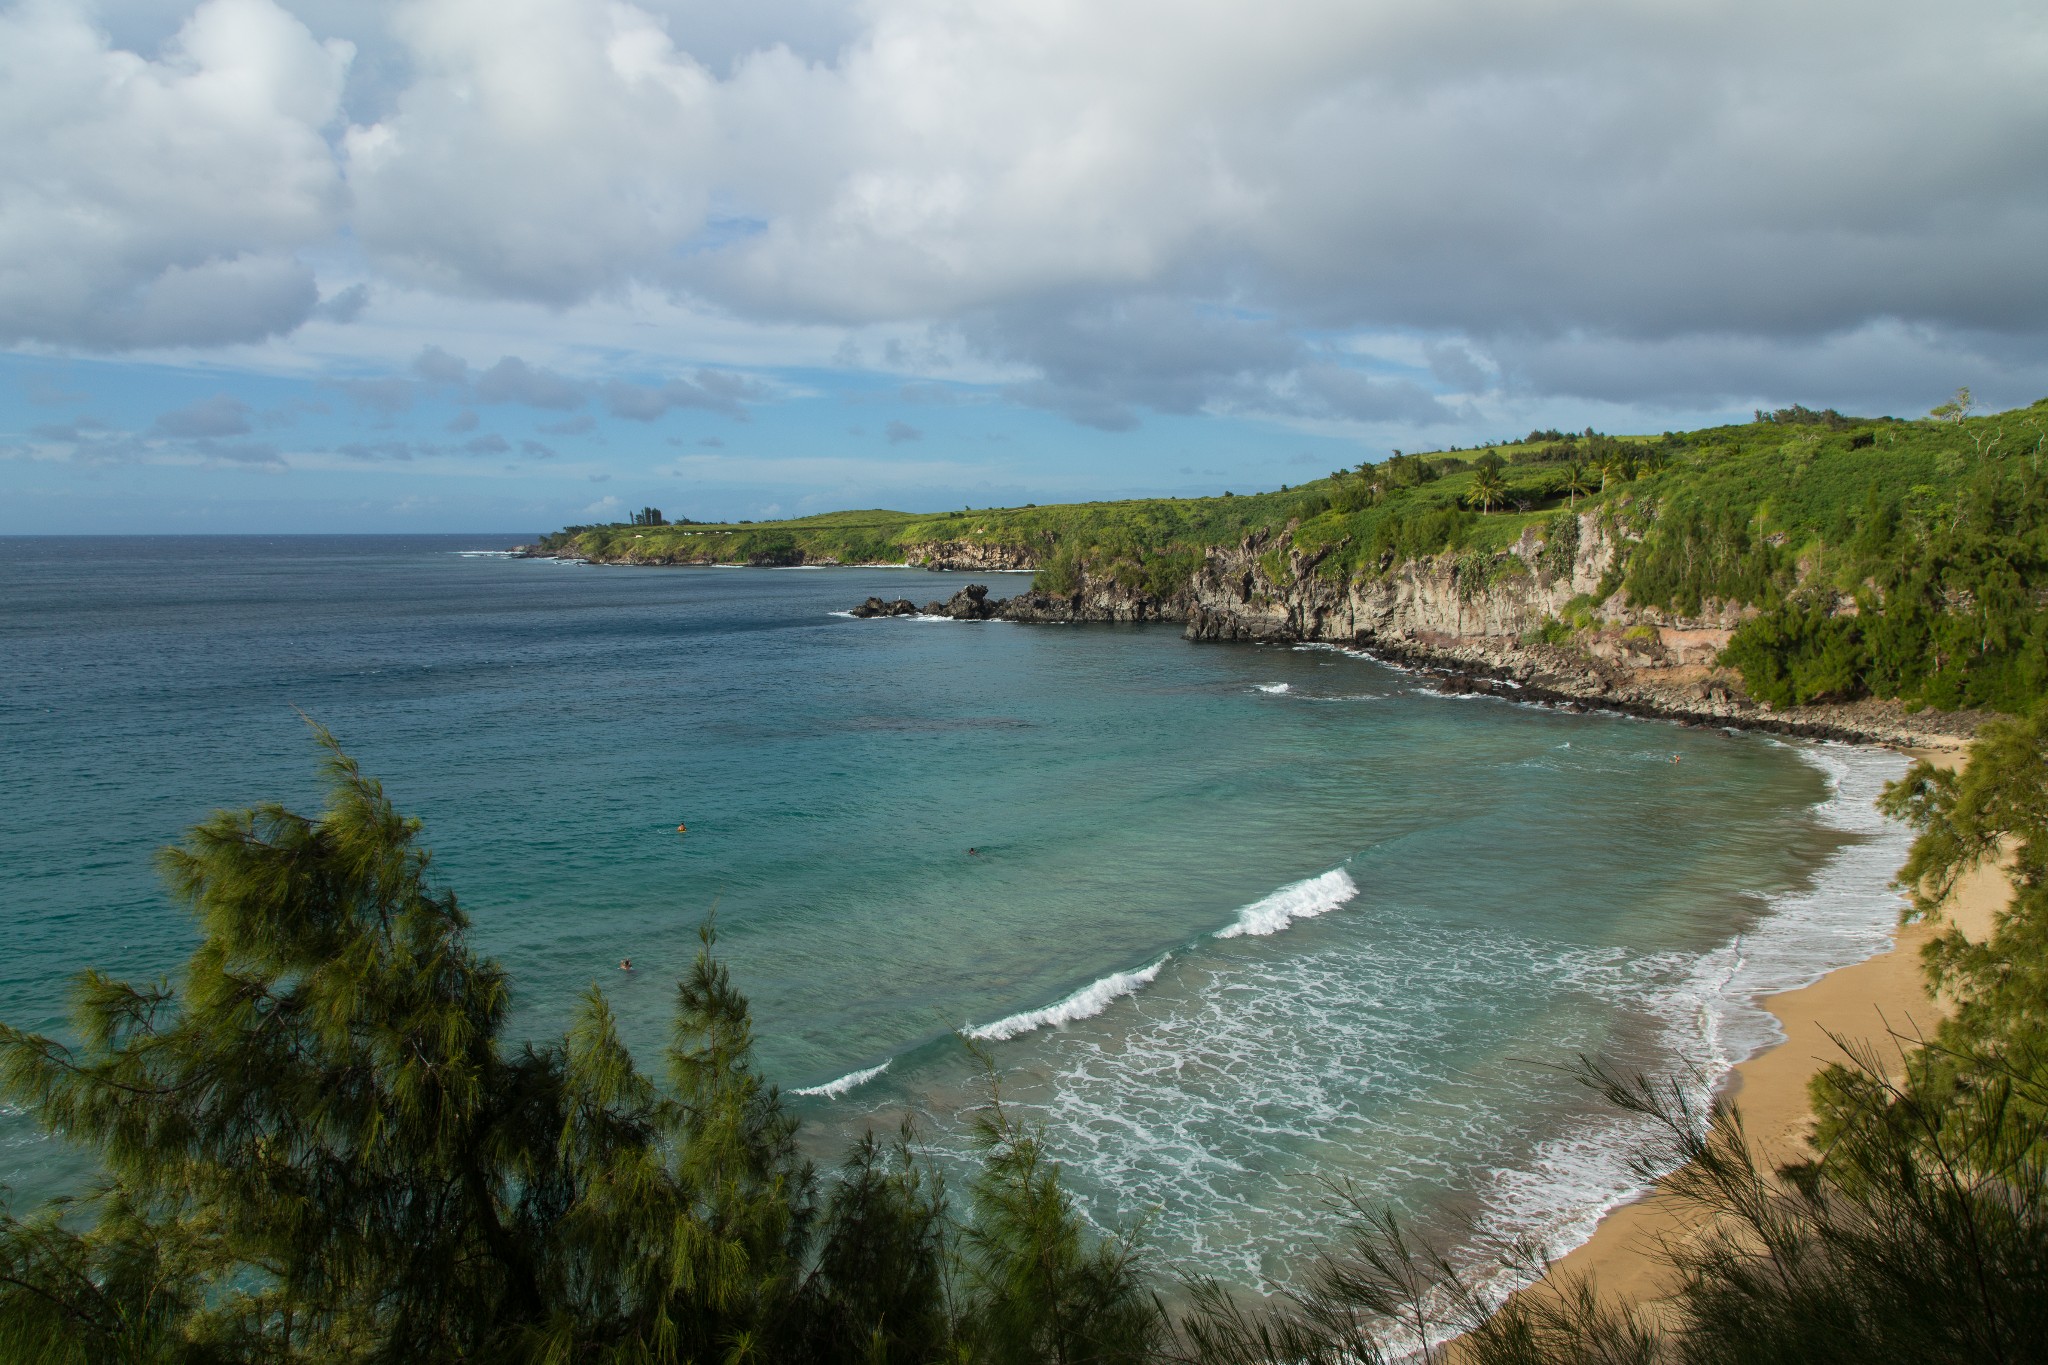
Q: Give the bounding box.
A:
[1563,461,1592,509]
[1470,465,1507,514]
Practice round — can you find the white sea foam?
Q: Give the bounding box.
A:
[967,957,1171,1041]
[1255,683,1291,694]
[1466,740,1912,1291]
[792,1059,892,1098]
[1213,868,1358,939]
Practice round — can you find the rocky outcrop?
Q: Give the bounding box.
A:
[903,541,1038,571]
[849,597,920,618]
[928,584,1002,620]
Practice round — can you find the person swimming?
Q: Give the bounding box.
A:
[619,958,633,971]
[676,823,687,833]
[968,847,979,856]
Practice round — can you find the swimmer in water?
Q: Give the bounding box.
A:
[968,847,979,856]
[619,958,633,971]
[676,823,687,833]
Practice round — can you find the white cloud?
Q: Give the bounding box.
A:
[5,0,2046,423]
[0,0,351,347]
[343,0,717,303]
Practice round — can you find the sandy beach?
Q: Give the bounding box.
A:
[1532,745,2003,1308]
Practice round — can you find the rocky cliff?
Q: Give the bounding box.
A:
[901,540,1039,571]
[854,511,1980,748]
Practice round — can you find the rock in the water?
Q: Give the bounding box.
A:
[849,596,918,618]
[932,584,998,620]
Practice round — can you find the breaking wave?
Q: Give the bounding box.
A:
[967,957,1172,1042]
[1213,868,1359,939]
[792,1059,892,1098]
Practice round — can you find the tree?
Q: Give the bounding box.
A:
[1930,387,1975,425]
[956,1066,1162,1365]
[1563,461,1592,509]
[1468,466,1507,514]
[0,729,1164,1365]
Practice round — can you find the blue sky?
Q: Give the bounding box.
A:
[4,0,2045,534]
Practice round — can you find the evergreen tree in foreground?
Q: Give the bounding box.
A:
[0,728,1163,1364]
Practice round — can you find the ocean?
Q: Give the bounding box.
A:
[0,534,1910,1293]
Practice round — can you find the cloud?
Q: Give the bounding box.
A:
[7,0,2046,424]
[189,438,282,464]
[412,345,470,385]
[337,439,415,460]
[583,494,623,518]
[463,433,511,454]
[30,417,108,441]
[1489,320,2048,415]
[24,376,90,407]
[334,376,417,414]
[344,0,717,304]
[519,438,556,458]
[153,394,255,438]
[883,419,921,443]
[603,369,762,420]
[540,413,597,435]
[0,0,351,348]
[474,356,585,409]
[1426,343,1493,395]
[312,282,371,323]
[445,408,480,432]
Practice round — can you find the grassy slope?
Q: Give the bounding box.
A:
[544,400,2048,712]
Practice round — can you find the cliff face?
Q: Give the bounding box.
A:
[947,511,1976,748]
[902,540,1038,571]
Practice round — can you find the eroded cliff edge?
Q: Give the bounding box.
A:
[849,510,1981,749]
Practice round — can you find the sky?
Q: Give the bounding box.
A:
[3,0,2045,534]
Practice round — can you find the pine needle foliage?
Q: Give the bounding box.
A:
[0,728,1165,1365]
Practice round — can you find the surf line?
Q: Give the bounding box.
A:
[1213,867,1358,939]
[966,955,1173,1042]
[796,864,1362,1094]
[792,1059,892,1099]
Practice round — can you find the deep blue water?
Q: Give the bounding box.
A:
[0,535,1909,1288]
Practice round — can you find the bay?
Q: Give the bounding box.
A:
[0,535,1907,1289]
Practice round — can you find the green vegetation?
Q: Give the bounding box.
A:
[544,396,2048,717]
[0,731,1164,1365]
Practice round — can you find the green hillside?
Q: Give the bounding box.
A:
[544,395,2048,715]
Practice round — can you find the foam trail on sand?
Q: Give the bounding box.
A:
[1214,868,1358,939]
[793,1060,891,1098]
[968,957,1171,1042]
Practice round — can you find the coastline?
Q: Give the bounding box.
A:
[526,554,1999,1304]
[1525,743,1997,1311]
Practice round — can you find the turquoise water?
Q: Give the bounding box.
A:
[0,536,1909,1290]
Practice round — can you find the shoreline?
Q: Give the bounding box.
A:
[519,554,1997,1304]
[1525,743,1996,1311]
[524,552,1987,751]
